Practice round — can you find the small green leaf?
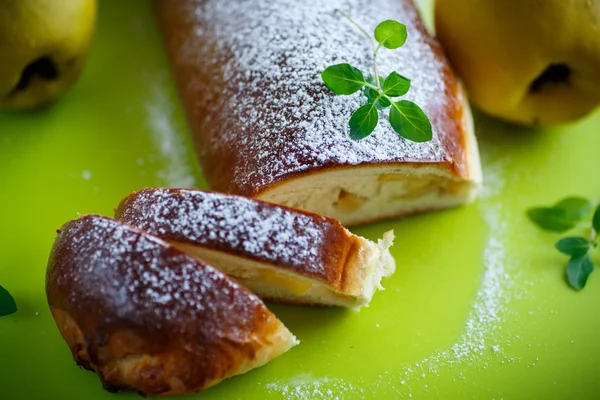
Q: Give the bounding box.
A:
[566,254,594,290]
[593,204,600,233]
[321,63,366,95]
[374,20,408,49]
[349,103,378,140]
[383,72,411,96]
[364,76,379,103]
[377,95,391,108]
[389,100,433,142]
[527,207,575,232]
[367,75,386,87]
[554,197,593,221]
[555,237,590,257]
[364,76,389,108]
[0,286,17,317]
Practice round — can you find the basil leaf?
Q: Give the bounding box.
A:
[593,204,600,233]
[383,72,411,97]
[566,254,594,290]
[321,63,366,95]
[0,286,17,317]
[349,103,379,140]
[554,197,593,221]
[374,20,407,49]
[389,100,433,142]
[527,207,575,232]
[555,237,590,257]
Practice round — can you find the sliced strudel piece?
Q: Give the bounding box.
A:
[46,215,297,397]
[116,188,395,309]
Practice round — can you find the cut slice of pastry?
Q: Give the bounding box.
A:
[115,188,396,309]
[155,0,482,226]
[46,215,297,397]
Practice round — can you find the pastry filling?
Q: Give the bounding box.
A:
[258,166,475,226]
[170,231,395,309]
[257,269,313,296]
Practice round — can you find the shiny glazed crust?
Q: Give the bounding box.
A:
[115,188,395,307]
[45,215,297,397]
[154,0,480,201]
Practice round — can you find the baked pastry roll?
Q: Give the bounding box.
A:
[155,0,482,226]
[46,215,297,397]
[116,188,395,309]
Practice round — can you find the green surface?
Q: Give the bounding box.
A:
[1,1,600,399]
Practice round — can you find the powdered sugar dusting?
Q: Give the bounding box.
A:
[117,189,339,282]
[172,0,460,194]
[51,215,265,336]
[264,373,361,400]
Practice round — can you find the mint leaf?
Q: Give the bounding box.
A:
[349,103,378,140]
[325,12,432,143]
[389,100,432,142]
[593,204,600,233]
[566,254,594,290]
[374,20,407,49]
[364,76,390,108]
[554,197,593,221]
[555,237,590,257]
[377,95,391,108]
[527,207,575,232]
[364,76,382,103]
[321,63,366,95]
[383,72,410,96]
[365,87,378,103]
[0,286,17,317]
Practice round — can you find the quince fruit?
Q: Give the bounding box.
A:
[435,0,600,126]
[0,0,96,109]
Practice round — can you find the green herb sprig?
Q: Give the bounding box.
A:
[528,197,600,290]
[0,285,17,317]
[321,10,432,142]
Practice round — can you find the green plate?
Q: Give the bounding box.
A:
[2,1,600,399]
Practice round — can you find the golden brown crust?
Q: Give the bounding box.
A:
[155,0,473,198]
[115,188,360,291]
[337,236,369,297]
[46,215,295,396]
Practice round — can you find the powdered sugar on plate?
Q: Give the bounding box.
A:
[265,373,361,400]
[261,143,519,398]
[125,12,197,188]
[145,73,197,188]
